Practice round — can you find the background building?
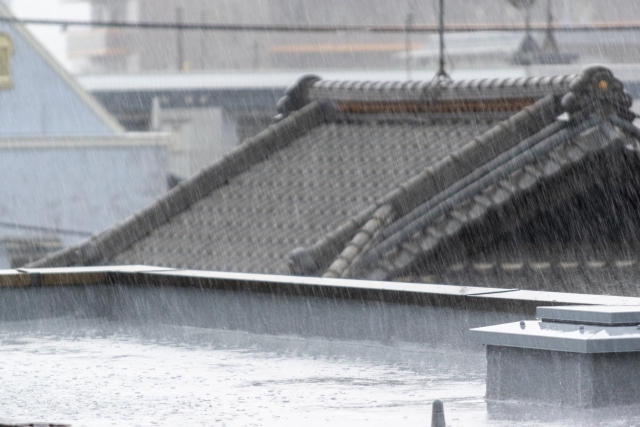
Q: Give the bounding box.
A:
[66,0,640,74]
[0,2,170,267]
[60,0,640,182]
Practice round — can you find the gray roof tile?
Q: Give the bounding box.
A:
[108,118,494,274]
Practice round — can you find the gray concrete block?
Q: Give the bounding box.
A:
[486,345,640,408]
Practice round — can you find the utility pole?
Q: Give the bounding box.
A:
[434,0,450,80]
[176,7,184,71]
[507,0,539,64]
[542,0,559,53]
[252,40,260,69]
[405,12,413,80]
[200,10,207,70]
[525,0,532,40]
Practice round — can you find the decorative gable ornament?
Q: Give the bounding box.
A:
[0,32,14,90]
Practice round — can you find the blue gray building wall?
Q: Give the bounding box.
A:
[0,141,168,267]
[0,19,120,136]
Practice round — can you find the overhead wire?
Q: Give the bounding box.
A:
[2,16,640,33]
[0,221,92,237]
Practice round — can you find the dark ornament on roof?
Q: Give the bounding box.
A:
[561,65,634,122]
[274,74,321,121]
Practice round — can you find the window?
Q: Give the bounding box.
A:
[0,32,14,90]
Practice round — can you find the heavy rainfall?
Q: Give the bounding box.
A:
[2,0,640,426]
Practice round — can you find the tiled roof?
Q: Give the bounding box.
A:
[31,67,621,281]
[334,66,640,288]
[109,116,494,273]
[312,93,563,279]
[31,93,515,271]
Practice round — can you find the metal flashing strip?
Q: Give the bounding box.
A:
[464,288,520,296]
[143,269,511,296]
[0,266,639,310]
[536,305,640,326]
[15,265,175,274]
[13,265,176,286]
[469,289,640,307]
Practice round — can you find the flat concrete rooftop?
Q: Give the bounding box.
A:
[2,266,640,425]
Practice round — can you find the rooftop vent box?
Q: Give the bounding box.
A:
[471,305,640,408]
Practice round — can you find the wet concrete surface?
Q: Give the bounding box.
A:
[1,318,640,427]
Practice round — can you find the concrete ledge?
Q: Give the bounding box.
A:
[0,266,638,352]
[14,265,173,286]
[1,267,639,314]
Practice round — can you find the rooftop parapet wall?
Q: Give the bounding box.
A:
[5,266,640,309]
[2,267,640,349]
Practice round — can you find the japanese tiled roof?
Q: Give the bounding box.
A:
[323,66,639,286]
[30,66,640,293]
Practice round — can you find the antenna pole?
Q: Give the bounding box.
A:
[200,9,207,69]
[405,12,413,80]
[176,7,184,71]
[525,1,532,40]
[435,0,450,80]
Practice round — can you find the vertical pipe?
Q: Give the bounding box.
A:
[525,0,532,43]
[176,7,184,71]
[200,10,207,70]
[434,0,449,79]
[542,0,559,54]
[151,96,161,131]
[438,0,445,76]
[252,40,260,70]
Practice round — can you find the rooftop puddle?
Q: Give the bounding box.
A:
[1,317,640,426]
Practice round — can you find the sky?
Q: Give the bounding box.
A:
[7,0,89,71]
